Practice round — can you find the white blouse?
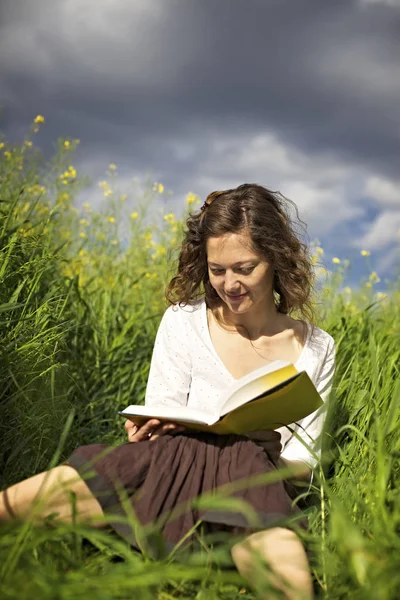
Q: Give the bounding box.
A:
[145,300,336,469]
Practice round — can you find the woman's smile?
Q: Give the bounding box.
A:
[225,292,248,301]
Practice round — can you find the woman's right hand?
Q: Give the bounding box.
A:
[124,418,184,442]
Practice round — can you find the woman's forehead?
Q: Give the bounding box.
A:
[206,231,262,263]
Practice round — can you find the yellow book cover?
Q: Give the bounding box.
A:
[120,360,323,434]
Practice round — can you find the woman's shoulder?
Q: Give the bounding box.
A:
[162,299,206,328]
[306,322,336,364]
[291,317,335,354]
[309,323,335,346]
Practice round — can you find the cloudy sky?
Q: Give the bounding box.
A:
[1,0,399,288]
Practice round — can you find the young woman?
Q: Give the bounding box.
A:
[0,184,335,600]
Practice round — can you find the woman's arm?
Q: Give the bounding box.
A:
[144,306,192,408]
[277,337,336,489]
[125,306,192,442]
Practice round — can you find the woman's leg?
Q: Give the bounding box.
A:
[0,466,105,526]
[231,526,313,600]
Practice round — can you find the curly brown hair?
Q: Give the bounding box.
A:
[165,183,316,324]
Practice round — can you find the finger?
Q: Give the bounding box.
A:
[139,419,162,435]
[149,423,185,440]
[127,425,139,440]
[124,419,135,432]
[129,419,162,442]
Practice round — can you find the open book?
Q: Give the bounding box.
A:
[119,361,324,435]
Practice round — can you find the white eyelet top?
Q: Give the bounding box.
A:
[145,300,336,469]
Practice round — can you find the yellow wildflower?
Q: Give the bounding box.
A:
[316,247,324,255]
[365,282,372,289]
[120,194,127,202]
[34,115,45,124]
[153,182,164,194]
[377,292,387,300]
[99,180,109,190]
[163,212,175,222]
[78,249,86,257]
[361,250,370,257]
[31,185,46,194]
[109,163,117,171]
[332,257,341,264]
[130,211,138,220]
[0,143,4,150]
[79,232,87,239]
[343,287,352,294]
[83,202,91,211]
[144,232,152,242]
[24,140,32,148]
[104,189,113,197]
[4,151,11,159]
[186,192,199,206]
[369,271,380,283]
[79,218,89,226]
[60,166,77,181]
[59,193,70,202]
[64,140,70,148]
[107,216,116,223]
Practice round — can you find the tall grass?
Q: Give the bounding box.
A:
[1,121,400,599]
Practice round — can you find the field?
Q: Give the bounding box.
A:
[1,119,400,599]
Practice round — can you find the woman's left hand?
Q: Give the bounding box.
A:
[245,430,282,463]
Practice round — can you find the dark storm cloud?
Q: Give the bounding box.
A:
[1,0,399,179]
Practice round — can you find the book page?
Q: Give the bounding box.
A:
[216,372,323,433]
[219,362,298,416]
[119,404,219,426]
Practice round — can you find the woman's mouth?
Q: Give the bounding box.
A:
[225,292,247,301]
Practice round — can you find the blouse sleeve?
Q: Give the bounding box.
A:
[145,306,192,408]
[280,336,336,469]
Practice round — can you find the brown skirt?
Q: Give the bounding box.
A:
[67,431,306,557]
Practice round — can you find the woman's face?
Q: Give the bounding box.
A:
[206,230,275,314]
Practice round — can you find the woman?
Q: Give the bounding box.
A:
[0,184,335,599]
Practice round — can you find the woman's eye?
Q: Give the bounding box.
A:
[210,267,254,275]
[237,268,254,275]
[210,269,224,275]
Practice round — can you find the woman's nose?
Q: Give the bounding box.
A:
[224,271,240,291]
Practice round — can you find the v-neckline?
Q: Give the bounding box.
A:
[202,301,310,381]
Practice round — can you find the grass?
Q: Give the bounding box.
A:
[1,119,400,598]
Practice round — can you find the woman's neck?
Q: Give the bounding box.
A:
[216,301,285,341]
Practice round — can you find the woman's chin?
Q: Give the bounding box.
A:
[225,295,251,311]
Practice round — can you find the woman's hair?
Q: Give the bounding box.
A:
[165,183,316,324]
